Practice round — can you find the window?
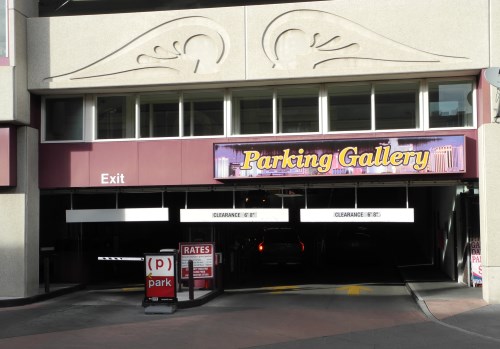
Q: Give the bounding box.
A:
[44,97,83,141]
[183,91,224,136]
[375,82,419,130]
[428,80,474,128]
[328,84,371,132]
[42,77,476,143]
[96,96,135,139]
[140,94,179,138]
[232,89,273,135]
[0,0,6,58]
[277,86,319,133]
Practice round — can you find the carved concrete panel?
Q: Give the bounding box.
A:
[28,8,245,90]
[27,0,489,91]
[246,0,489,80]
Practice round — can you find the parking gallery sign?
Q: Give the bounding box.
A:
[214,136,465,179]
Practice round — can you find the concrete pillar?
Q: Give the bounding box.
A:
[0,127,39,297]
[0,1,39,298]
[478,123,500,303]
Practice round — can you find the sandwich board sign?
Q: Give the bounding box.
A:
[144,252,177,305]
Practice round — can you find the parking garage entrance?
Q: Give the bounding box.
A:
[40,182,479,290]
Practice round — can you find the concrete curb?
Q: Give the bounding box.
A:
[0,284,86,308]
[178,289,223,309]
[404,280,500,344]
[0,284,223,310]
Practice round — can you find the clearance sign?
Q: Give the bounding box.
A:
[214,136,465,179]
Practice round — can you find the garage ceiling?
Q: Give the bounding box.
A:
[38,0,314,17]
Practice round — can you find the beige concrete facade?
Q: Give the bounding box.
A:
[0,0,39,298]
[478,0,500,304]
[27,0,489,92]
[0,126,39,298]
[1,0,500,302]
[478,124,500,303]
[0,1,32,124]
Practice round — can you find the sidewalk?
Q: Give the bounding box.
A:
[2,265,499,343]
[0,283,222,309]
[400,264,500,343]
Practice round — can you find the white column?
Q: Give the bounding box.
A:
[478,123,500,303]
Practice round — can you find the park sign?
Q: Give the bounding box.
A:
[144,252,177,304]
[214,135,465,179]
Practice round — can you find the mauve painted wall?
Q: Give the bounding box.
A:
[0,127,16,186]
[478,69,492,126]
[39,129,479,189]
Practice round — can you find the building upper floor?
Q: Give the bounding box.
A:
[27,0,497,94]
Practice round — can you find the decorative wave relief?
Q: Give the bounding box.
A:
[262,10,468,70]
[45,16,229,82]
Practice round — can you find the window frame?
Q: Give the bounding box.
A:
[276,85,321,135]
[41,96,85,143]
[229,87,275,136]
[94,94,137,141]
[41,76,478,143]
[423,77,477,130]
[181,90,226,138]
[138,92,182,139]
[229,85,321,137]
[373,80,423,132]
[0,0,7,61]
[325,82,373,133]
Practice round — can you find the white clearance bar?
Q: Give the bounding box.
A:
[66,208,169,223]
[180,208,289,223]
[300,208,414,223]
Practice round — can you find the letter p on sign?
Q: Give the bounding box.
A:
[147,256,174,277]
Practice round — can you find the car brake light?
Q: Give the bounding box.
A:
[299,242,304,252]
[258,242,264,252]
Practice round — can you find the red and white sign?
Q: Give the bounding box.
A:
[145,254,176,299]
[179,243,215,280]
[471,237,482,287]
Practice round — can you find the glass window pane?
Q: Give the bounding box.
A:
[429,81,473,128]
[97,96,135,139]
[232,89,273,135]
[183,91,224,136]
[277,87,319,133]
[375,82,419,130]
[140,94,179,138]
[328,84,371,131]
[45,98,84,141]
[0,0,6,58]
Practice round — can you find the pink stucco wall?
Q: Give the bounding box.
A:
[0,127,16,186]
[39,129,478,189]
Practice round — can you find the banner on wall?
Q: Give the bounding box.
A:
[471,237,482,287]
[214,136,466,179]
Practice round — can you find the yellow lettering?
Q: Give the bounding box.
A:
[339,147,357,167]
[257,156,272,170]
[413,151,430,171]
[241,150,260,170]
[390,152,404,166]
[281,149,296,169]
[296,149,305,168]
[358,152,373,167]
[318,154,333,173]
[303,153,319,168]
